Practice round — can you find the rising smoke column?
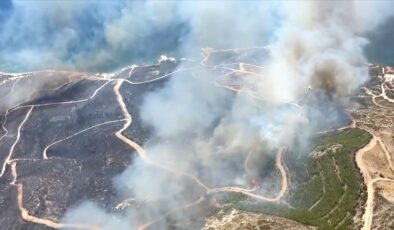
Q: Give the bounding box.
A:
[60,1,394,229]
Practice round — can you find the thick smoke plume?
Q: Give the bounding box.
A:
[0,1,277,72]
[3,0,393,229]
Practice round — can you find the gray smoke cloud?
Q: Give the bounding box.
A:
[0,0,277,112]
[0,0,277,72]
[0,1,179,71]
[9,0,386,229]
[63,202,130,229]
[0,70,88,112]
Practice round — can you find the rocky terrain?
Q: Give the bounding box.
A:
[203,209,315,230]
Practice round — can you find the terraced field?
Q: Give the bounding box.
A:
[226,128,372,230]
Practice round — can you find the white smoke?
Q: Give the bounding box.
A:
[12,0,387,229]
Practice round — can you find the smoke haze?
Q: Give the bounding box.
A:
[2,0,393,229]
[0,0,278,72]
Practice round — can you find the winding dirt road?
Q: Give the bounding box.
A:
[363,178,394,230]
[43,119,125,159]
[113,77,289,200]
[0,75,112,229]
[355,136,377,184]
[10,162,100,230]
[0,106,34,178]
[355,74,394,230]
[209,148,288,202]
[356,130,394,230]
[1,50,293,229]
[137,195,205,230]
[112,75,290,228]
[381,79,394,103]
[113,79,209,191]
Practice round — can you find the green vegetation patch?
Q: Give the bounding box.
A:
[227,128,371,230]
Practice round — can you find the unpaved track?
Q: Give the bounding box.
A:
[321,185,348,220]
[376,137,394,171]
[308,162,326,212]
[9,80,112,113]
[358,132,394,230]
[0,106,34,178]
[381,77,394,103]
[1,50,293,229]
[354,132,379,230]
[126,65,203,85]
[113,79,209,190]
[0,74,112,229]
[0,79,110,147]
[113,76,290,228]
[115,78,288,198]
[43,119,125,159]
[362,75,394,108]
[10,162,100,230]
[136,195,205,230]
[363,87,385,108]
[113,52,292,200]
[208,148,288,202]
[355,81,394,230]
[363,178,394,230]
[355,137,377,184]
